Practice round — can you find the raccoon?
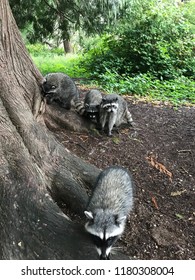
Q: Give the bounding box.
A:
[41,72,80,109]
[84,166,134,260]
[76,89,102,124]
[84,89,102,121]
[99,94,134,136]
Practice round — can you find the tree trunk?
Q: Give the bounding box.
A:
[63,39,72,54]
[0,0,101,260]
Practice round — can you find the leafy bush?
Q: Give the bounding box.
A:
[28,42,195,105]
[81,0,195,80]
[94,70,195,105]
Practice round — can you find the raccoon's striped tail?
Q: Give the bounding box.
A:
[125,108,134,126]
[74,99,86,115]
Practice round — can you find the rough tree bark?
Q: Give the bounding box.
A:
[0,0,102,260]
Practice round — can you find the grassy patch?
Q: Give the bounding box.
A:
[31,53,90,78]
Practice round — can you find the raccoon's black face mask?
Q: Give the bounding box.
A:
[42,82,57,94]
[90,234,118,260]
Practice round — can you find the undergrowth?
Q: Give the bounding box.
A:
[29,45,195,106]
[92,70,195,105]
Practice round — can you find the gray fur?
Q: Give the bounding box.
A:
[84,89,102,122]
[76,89,102,123]
[41,72,80,109]
[99,94,134,136]
[84,89,102,109]
[84,166,134,260]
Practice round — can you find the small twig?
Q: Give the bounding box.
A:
[177,150,192,153]
[151,196,159,210]
[180,167,190,175]
[76,142,87,151]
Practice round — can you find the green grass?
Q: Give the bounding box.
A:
[31,53,90,78]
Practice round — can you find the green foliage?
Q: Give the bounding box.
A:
[31,51,89,78]
[182,0,195,33]
[10,0,127,48]
[28,42,195,105]
[82,0,195,80]
[93,70,195,105]
[26,44,64,57]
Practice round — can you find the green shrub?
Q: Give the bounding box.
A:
[94,70,195,105]
[81,0,195,80]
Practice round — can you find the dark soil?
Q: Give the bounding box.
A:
[50,88,195,260]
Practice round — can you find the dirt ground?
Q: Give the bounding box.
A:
[50,87,195,260]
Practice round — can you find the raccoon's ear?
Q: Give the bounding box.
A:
[84,211,94,220]
[102,97,106,102]
[85,104,89,108]
[115,215,126,225]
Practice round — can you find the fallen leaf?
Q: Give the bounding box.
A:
[78,135,89,142]
[146,155,173,181]
[112,137,120,144]
[175,213,184,219]
[121,128,129,134]
[170,190,187,196]
[151,195,159,210]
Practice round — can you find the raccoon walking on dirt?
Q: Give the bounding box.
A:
[84,166,134,260]
[41,72,80,109]
[75,89,102,124]
[99,94,134,136]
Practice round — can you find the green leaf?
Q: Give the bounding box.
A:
[175,213,184,220]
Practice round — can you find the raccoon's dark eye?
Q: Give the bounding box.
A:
[106,236,118,246]
[91,235,102,248]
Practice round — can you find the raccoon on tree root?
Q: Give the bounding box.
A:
[75,89,102,123]
[76,91,135,136]
[41,72,80,110]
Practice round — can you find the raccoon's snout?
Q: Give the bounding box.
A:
[98,246,111,260]
[99,253,110,260]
